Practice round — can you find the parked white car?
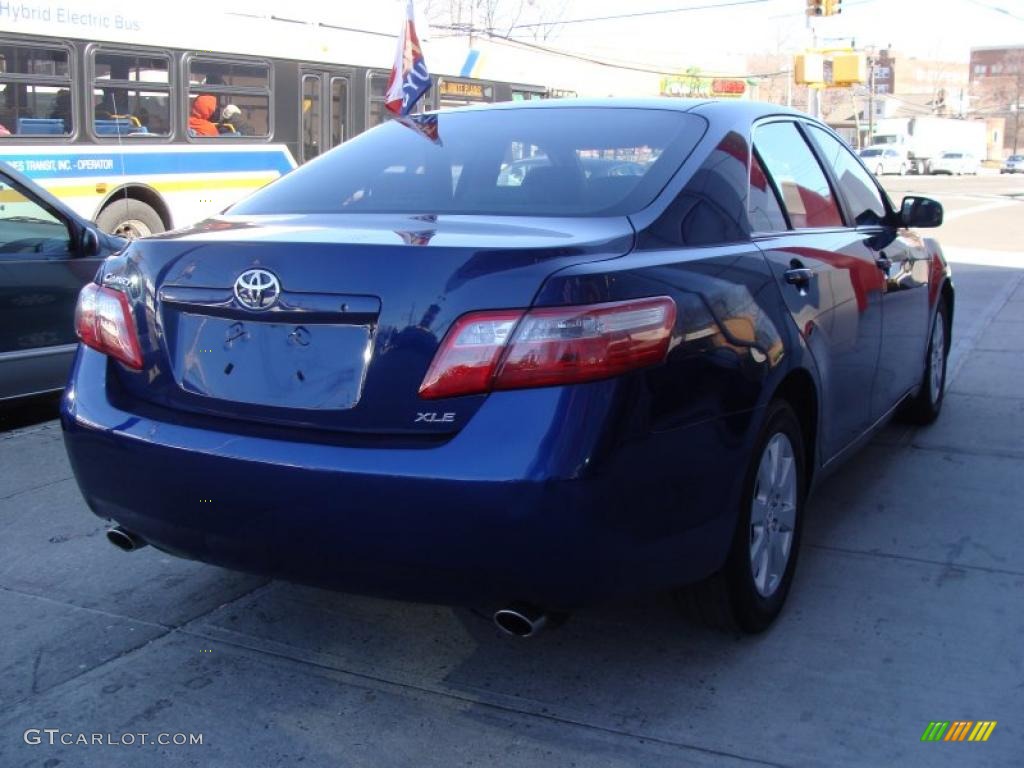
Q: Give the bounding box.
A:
[930,151,979,175]
[1001,154,1024,174]
[859,146,908,175]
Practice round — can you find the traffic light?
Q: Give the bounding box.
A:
[794,53,827,84]
[832,52,866,84]
[808,0,842,16]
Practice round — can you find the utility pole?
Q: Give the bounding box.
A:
[867,54,875,145]
[807,13,819,118]
[1015,96,1020,155]
[1015,57,1022,154]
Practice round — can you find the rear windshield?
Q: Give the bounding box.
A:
[859,148,883,157]
[942,152,962,158]
[1010,155,1024,161]
[230,108,706,217]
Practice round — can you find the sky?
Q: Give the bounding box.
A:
[537,0,1024,69]
[219,0,1024,73]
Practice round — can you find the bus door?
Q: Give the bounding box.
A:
[299,68,352,163]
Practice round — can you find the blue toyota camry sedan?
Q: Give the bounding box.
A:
[62,100,951,635]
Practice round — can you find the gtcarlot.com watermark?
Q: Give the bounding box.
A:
[24,729,203,747]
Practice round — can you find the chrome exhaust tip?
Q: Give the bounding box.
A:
[106,526,147,552]
[493,603,548,638]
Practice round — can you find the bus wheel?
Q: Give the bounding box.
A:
[96,200,165,240]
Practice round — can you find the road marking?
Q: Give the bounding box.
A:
[943,199,1020,221]
[942,247,1024,269]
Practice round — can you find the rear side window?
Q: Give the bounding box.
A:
[749,151,787,232]
[231,108,706,217]
[808,126,888,226]
[0,174,70,255]
[753,122,843,229]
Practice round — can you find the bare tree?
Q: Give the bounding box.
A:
[1002,50,1024,153]
[971,49,1024,154]
[423,0,565,41]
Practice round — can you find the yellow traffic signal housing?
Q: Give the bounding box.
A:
[794,53,826,85]
[832,52,866,85]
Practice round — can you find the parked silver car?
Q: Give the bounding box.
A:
[1001,154,1023,174]
[930,151,979,175]
[858,146,908,176]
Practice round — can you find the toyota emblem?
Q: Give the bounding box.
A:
[234,269,281,310]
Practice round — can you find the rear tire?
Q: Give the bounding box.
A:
[96,199,165,239]
[677,400,806,633]
[900,300,949,425]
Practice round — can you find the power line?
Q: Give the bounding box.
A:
[958,0,1024,21]
[509,0,779,30]
[470,31,788,79]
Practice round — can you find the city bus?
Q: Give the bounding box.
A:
[0,2,548,237]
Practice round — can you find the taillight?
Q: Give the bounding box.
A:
[75,283,143,370]
[419,297,676,399]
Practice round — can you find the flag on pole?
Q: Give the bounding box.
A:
[394,113,441,145]
[385,1,432,116]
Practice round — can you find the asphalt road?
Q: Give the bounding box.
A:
[2,175,1023,767]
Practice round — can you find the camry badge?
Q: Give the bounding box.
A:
[234,269,280,310]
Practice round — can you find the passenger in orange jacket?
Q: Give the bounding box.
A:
[189,95,219,137]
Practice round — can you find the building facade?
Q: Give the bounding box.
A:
[970,45,1024,153]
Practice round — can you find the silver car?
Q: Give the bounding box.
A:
[1001,154,1024,174]
[858,146,908,176]
[931,151,979,175]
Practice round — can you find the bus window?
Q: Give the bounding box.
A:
[188,57,270,138]
[366,70,425,131]
[331,77,347,148]
[0,43,73,137]
[301,74,321,161]
[91,50,171,137]
[367,72,390,130]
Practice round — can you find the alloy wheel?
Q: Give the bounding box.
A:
[930,313,946,403]
[749,433,798,598]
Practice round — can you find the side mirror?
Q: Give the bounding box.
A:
[900,196,943,229]
[80,226,100,256]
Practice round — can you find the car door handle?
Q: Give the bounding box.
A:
[875,253,893,271]
[784,267,814,286]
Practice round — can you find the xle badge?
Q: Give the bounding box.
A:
[415,412,455,424]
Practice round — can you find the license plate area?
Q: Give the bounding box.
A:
[172,313,372,410]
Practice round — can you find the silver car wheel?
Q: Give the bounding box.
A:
[930,313,945,402]
[749,433,797,598]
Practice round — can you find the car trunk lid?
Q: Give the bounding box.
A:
[105,213,634,436]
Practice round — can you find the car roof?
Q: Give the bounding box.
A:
[426,97,809,123]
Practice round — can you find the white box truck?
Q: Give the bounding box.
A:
[870,117,987,175]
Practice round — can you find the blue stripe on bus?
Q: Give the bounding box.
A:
[460,49,481,78]
[0,149,295,180]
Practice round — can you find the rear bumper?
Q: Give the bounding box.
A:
[62,348,754,609]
